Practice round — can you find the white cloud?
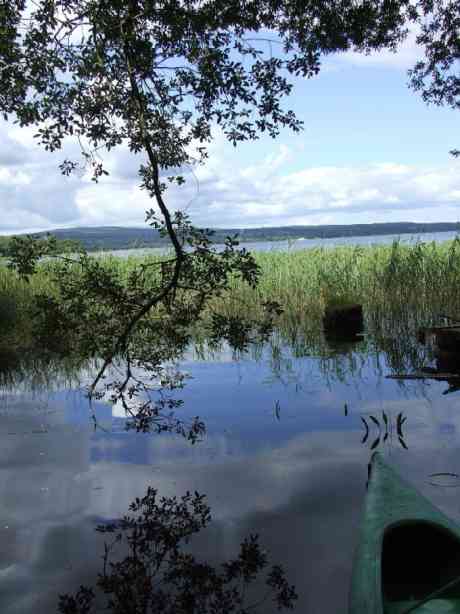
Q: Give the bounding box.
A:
[331,27,424,71]
[193,157,460,227]
[1,117,460,234]
[0,168,31,186]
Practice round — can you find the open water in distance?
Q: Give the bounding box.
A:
[102,229,460,258]
[3,331,460,613]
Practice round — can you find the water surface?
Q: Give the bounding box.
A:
[2,337,460,613]
[101,229,460,258]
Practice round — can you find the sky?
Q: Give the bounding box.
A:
[1,30,459,234]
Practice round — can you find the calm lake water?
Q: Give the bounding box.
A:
[3,339,460,613]
[3,230,460,613]
[102,229,460,258]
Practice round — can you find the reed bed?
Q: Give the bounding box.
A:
[214,238,460,334]
[3,238,460,358]
[0,262,59,348]
[204,238,460,364]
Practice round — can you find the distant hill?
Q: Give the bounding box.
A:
[3,222,460,252]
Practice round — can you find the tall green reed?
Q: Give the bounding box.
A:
[3,239,460,365]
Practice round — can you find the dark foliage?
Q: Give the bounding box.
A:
[57,488,298,614]
[2,0,454,434]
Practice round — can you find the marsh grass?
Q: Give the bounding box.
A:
[207,237,460,367]
[3,238,460,366]
[0,263,56,349]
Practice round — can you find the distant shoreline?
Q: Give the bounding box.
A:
[2,222,460,252]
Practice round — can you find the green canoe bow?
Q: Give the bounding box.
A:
[349,453,460,614]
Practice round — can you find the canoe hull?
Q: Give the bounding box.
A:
[349,454,460,614]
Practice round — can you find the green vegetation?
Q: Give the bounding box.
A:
[3,0,459,437]
[213,238,460,339]
[0,262,54,349]
[4,238,460,363]
[0,234,83,257]
[2,2,459,610]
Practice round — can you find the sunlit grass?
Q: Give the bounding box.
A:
[208,238,460,345]
[0,263,57,349]
[3,238,460,357]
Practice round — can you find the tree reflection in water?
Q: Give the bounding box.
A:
[58,488,297,614]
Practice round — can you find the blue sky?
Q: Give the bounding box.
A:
[1,32,459,234]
